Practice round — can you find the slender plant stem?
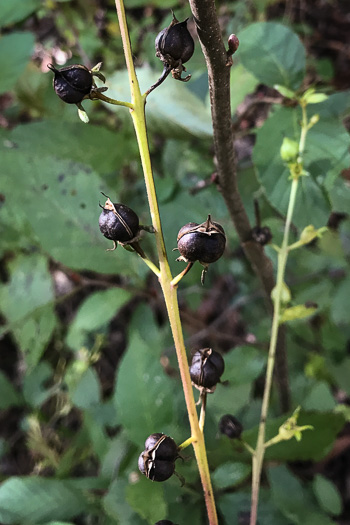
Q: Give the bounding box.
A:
[92,90,134,109]
[249,104,309,525]
[114,2,218,523]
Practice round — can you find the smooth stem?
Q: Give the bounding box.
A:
[92,90,133,109]
[114,2,218,523]
[250,104,308,525]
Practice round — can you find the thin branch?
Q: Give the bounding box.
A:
[187,0,290,413]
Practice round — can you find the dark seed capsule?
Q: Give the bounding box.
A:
[251,226,272,246]
[177,216,226,264]
[144,433,178,461]
[190,348,225,389]
[99,197,139,243]
[156,16,194,67]
[138,451,175,482]
[219,414,243,439]
[48,64,93,104]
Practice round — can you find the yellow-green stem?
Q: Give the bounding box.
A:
[114,2,218,523]
[250,104,308,525]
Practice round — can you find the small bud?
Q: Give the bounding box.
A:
[219,414,243,439]
[280,137,299,162]
[228,34,239,55]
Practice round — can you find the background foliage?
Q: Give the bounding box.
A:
[0,0,350,524]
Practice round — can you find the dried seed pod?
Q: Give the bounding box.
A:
[144,433,178,461]
[138,452,175,482]
[99,196,140,244]
[177,216,226,265]
[48,64,93,104]
[190,348,225,390]
[251,225,272,246]
[219,414,243,439]
[155,15,194,68]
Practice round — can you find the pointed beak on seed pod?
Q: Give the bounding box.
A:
[148,12,194,92]
[48,64,93,104]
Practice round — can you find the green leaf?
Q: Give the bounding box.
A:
[0,32,35,94]
[0,477,88,524]
[69,368,101,410]
[66,288,132,351]
[331,277,350,325]
[303,382,336,412]
[219,490,290,525]
[274,85,296,98]
[230,62,259,111]
[0,253,56,367]
[114,331,175,444]
[23,362,54,407]
[268,465,305,523]
[5,121,133,174]
[269,466,335,525]
[212,462,252,490]
[126,477,167,523]
[107,69,213,139]
[313,474,342,516]
[0,150,143,275]
[210,382,252,422]
[280,304,317,323]
[0,371,22,409]
[0,0,41,26]
[328,357,350,396]
[305,93,329,104]
[244,411,344,461]
[103,479,144,523]
[222,346,266,385]
[237,22,306,89]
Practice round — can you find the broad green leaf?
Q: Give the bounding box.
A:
[222,346,266,385]
[331,277,350,325]
[103,479,146,523]
[69,367,101,410]
[114,332,175,443]
[66,288,132,351]
[0,150,144,275]
[244,411,344,461]
[280,304,317,323]
[0,477,88,524]
[219,490,290,525]
[328,357,350,396]
[23,362,54,407]
[237,22,306,89]
[313,474,342,515]
[212,462,252,490]
[107,68,213,139]
[303,382,336,412]
[0,32,35,94]
[230,62,259,111]
[0,371,22,409]
[126,477,167,523]
[210,382,252,422]
[269,466,335,525]
[0,253,56,367]
[0,0,41,26]
[4,121,134,174]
